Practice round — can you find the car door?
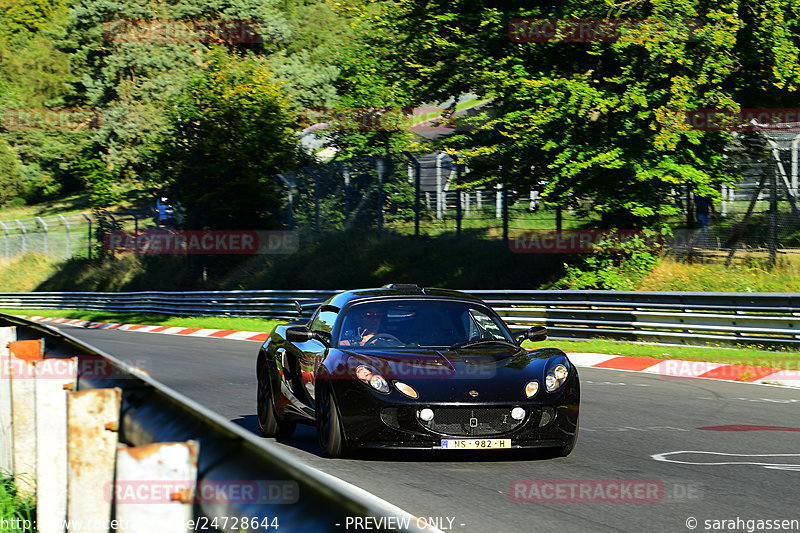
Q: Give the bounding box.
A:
[290,306,337,409]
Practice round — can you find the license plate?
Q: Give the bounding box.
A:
[440,439,511,450]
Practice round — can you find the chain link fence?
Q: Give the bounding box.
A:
[276,139,800,263]
[667,128,800,263]
[274,151,596,239]
[0,205,167,263]
[0,213,93,263]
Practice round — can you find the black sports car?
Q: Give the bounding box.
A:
[256,284,579,457]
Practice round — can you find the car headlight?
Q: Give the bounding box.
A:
[394,381,419,399]
[355,364,390,393]
[525,380,539,398]
[545,363,569,392]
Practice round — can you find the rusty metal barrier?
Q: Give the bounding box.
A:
[0,313,431,533]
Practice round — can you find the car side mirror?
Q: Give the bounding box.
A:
[515,325,547,344]
[285,326,331,346]
[286,326,313,342]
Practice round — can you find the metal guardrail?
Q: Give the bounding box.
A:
[0,313,430,533]
[2,290,800,347]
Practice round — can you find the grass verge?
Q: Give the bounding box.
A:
[4,308,799,370]
[534,338,800,370]
[0,477,35,532]
[0,308,281,333]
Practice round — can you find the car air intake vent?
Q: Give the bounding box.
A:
[418,407,529,437]
[384,283,422,291]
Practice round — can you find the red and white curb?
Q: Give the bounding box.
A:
[568,352,800,389]
[16,315,269,342]
[16,315,800,389]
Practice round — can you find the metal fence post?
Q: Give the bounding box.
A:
[36,217,48,257]
[455,161,464,238]
[0,221,8,261]
[334,162,351,221]
[81,213,92,260]
[304,167,321,232]
[125,209,139,255]
[16,220,26,255]
[367,156,386,232]
[502,187,509,244]
[58,215,70,259]
[277,174,294,230]
[376,157,385,232]
[436,153,446,220]
[402,152,421,236]
[770,155,778,266]
[105,210,118,257]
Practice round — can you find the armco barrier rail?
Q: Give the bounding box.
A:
[0,313,430,533]
[2,290,800,347]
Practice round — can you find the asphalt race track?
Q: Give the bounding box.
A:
[60,325,800,533]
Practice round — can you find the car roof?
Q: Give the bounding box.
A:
[324,285,484,309]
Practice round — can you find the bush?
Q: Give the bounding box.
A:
[548,229,663,290]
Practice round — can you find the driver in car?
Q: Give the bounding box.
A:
[339,308,384,346]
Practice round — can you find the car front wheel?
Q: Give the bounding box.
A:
[316,383,346,458]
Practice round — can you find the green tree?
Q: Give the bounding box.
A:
[0,138,24,205]
[158,52,302,229]
[343,0,800,226]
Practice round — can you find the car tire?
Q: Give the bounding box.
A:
[554,414,580,457]
[316,383,346,458]
[257,364,296,438]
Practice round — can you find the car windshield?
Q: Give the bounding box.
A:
[336,299,514,348]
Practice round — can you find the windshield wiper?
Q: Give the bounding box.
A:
[448,338,518,351]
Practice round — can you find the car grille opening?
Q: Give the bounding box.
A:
[417,407,530,437]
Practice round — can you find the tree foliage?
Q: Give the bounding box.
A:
[157,52,302,229]
[344,0,800,226]
[0,138,24,205]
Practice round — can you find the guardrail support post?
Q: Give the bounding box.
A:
[0,327,16,475]
[67,387,122,529]
[115,441,198,532]
[36,356,77,533]
[9,338,45,497]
